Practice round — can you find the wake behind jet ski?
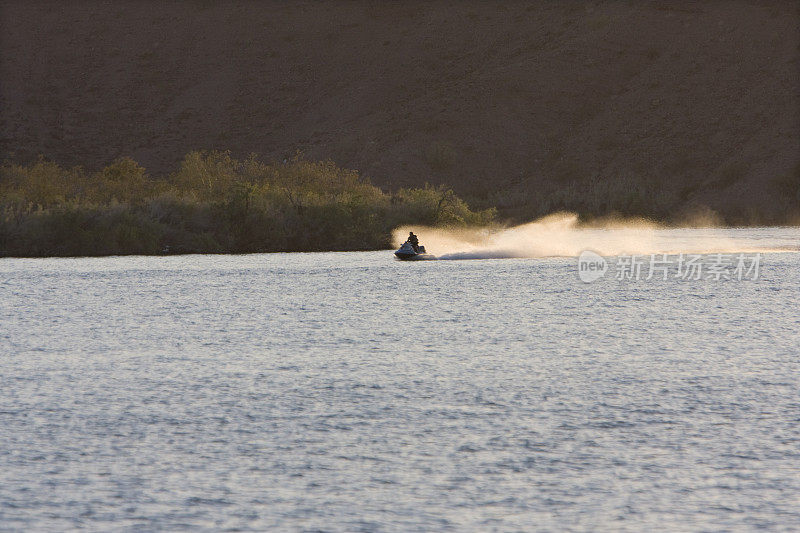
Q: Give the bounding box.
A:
[394,231,433,260]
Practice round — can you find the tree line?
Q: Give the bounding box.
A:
[0,151,495,257]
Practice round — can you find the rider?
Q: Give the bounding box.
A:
[407,231,419,252]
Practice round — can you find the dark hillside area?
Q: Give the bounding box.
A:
[1,0,799,223]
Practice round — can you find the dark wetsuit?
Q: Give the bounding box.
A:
[408,233,419,252]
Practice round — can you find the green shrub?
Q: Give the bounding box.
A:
[0,153,492,256]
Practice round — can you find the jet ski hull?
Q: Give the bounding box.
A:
[394,241,433,260]
[394,250,417,260]
[394,251,432,260]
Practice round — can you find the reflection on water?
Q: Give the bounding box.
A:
[1,228,799,530]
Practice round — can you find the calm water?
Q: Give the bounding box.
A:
[1,230,799,531]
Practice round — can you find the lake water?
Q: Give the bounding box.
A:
[1,228,799,531]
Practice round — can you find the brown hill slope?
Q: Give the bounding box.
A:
[1,0,798,222]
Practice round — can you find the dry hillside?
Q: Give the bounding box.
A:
[1,0,799,222]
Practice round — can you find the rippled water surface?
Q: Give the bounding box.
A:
[2,229,799,531]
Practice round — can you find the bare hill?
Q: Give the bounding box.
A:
[1,0,799,222]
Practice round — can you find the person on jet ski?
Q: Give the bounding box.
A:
[407,231,419,252]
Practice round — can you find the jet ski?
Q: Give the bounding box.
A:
[394,240,433,260]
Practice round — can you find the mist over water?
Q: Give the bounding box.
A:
[394,213,799,259]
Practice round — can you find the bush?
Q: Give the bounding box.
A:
[0,153,492,256]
